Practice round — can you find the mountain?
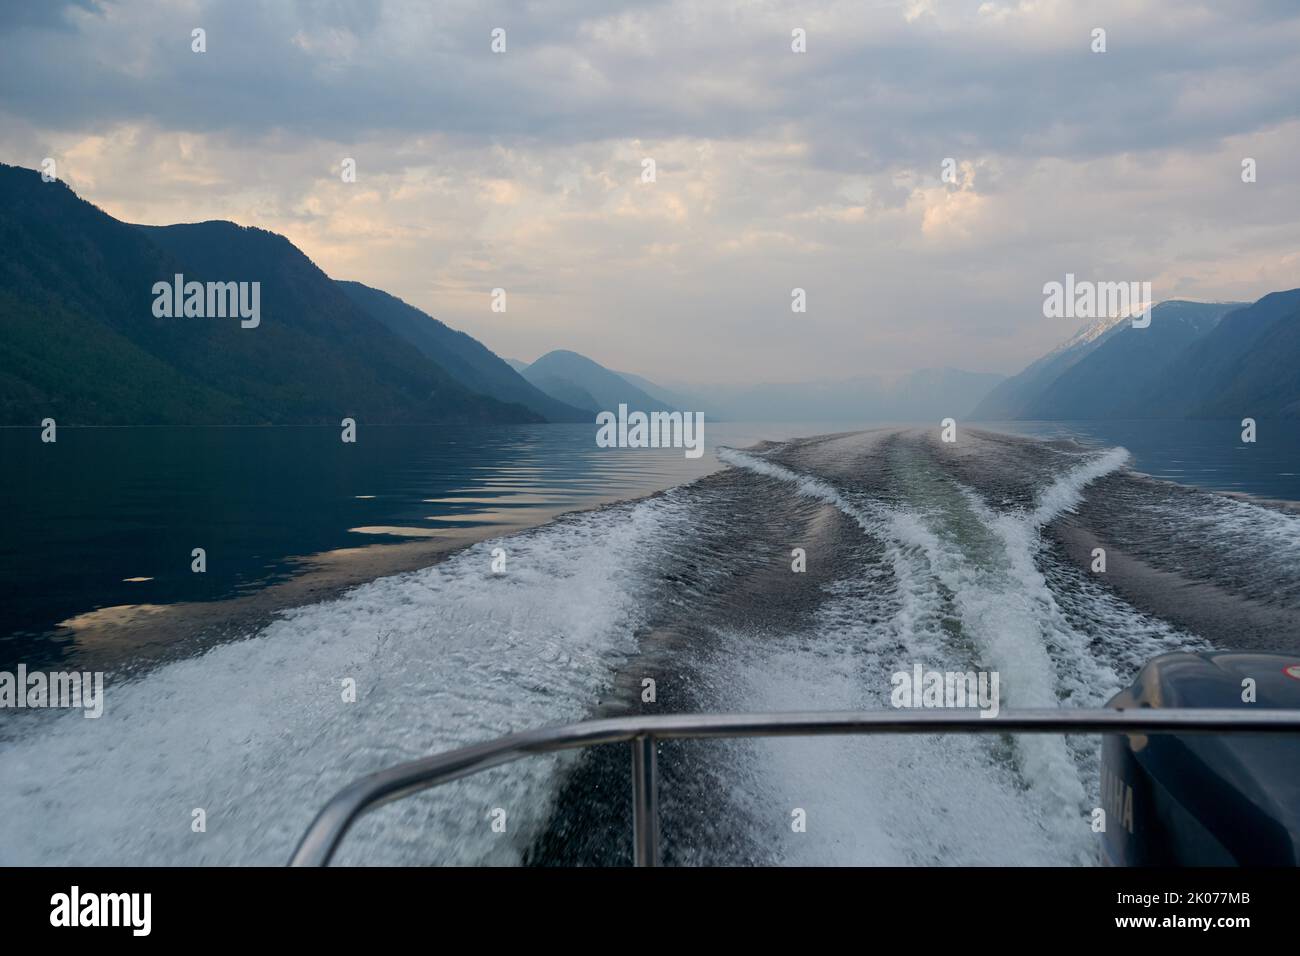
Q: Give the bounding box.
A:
[521,373,601,413]
[1142,290,1300,418]
[970,313,1128,420]
[615,369,707,412]
[0,162,537,425]
[1,170,245,424]
[519,350,674,414]
[972,293,1300,420]
[690,368,1004,422]
[336,281,589,422]
[506,356,1000,422]
[504,358,530,373]
[882,368,1007,421]
[1009,301,1241,420]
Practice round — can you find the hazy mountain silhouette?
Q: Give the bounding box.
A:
[1,166,246,424]
[1006,301,1240,419]
[688,368,1003,422]
[972,293,1300,420]
[615,369,706,412]
[513,358,1003,422]
[337,281,589,422]
[9,160,1296,428]
[0,163,538,425]
[518,350,674,414]
[1141,291,1300,418]
[971,313,1130,420]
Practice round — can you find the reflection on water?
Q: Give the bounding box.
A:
[0,421,835,668]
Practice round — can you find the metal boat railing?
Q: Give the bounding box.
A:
[288,707,1300,866]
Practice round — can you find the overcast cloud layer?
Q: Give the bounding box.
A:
[3,0,1298,384]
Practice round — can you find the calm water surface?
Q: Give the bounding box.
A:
[0,421,830,666]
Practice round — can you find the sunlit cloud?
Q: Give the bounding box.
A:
[1,0,1297,383]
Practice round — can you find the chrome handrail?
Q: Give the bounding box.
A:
[288,707,1300,867]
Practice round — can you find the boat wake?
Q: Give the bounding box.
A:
[3,427,1297,866]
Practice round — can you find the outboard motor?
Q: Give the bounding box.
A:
[1102,651,1300,865]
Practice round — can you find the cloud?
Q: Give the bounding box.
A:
[0,0,101,33]
[1,0,1298,383]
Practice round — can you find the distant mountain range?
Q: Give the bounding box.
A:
[505,353,1004,422]
[679,368,1006,422]
[971,292,1300,420]
[5,162,1298,426]
[1145,291,1300,418]
[0,163,541,425]
[513,350,675,415]
[0,162,708,427]
[336,282,589,422]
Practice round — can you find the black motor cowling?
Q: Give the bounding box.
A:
[1102,651,1300,866]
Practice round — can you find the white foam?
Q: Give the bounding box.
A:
[1144,485,1300,584]
[717,441,1176,864]
[1,440,1207,868]
[0,493,691,865]
[1031,446,1130,526]
[717,447,953,655]
[704,621,1077,866]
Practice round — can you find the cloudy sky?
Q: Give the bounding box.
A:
[2,0,1298,385]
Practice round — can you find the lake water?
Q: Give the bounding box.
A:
[0,421,833,670]
[2,418,1299,865]
[4,417,1296,673]
[987,419,1300,500]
